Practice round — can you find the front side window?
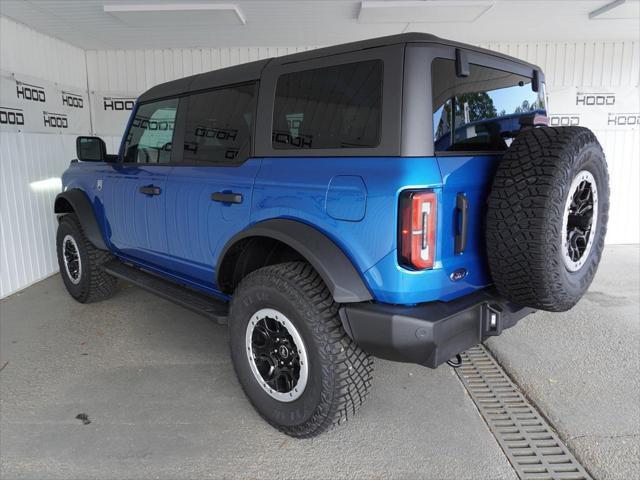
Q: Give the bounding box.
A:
[272,60,383,150]
[432,58,546,152]
[182,83,256,164]
[124,99,178,163]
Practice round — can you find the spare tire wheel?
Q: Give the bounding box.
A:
[486,126,609,312]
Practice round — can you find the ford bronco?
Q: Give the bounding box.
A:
[55,33,609,437]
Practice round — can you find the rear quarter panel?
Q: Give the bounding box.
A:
[252,157,435,273]
[251,156,497,304]
[252,155,498,305]
[364,154,501,304]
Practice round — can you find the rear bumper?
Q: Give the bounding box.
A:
[339,288,535,368]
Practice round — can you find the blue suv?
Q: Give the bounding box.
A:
[55,34,609,437]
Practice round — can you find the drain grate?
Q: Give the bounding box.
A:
[456,345,592,480]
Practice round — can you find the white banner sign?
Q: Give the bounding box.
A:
[0,70,90,135]
[89,91,138,136]
[547,86,639,130]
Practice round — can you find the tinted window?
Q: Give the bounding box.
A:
[272,60,383,150]
[182,83,256,164]
[432,59,546,152]
[124,99,178,163]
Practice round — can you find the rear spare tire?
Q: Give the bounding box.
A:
[486,126,609,312]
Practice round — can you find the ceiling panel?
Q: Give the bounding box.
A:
[0,0,638,49]
[358,1,493,23]
[104,3,246,26]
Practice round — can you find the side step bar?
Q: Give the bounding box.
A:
[102,260,228,325]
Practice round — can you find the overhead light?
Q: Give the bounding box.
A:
[104,3,246,26]
[589,0,639,19]
[357,1,493,24]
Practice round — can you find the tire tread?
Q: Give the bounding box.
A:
[58,214,117,303]
[230,261,373,438]
[486,126,609,311]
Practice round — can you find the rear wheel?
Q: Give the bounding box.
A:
[486,126,609,311]
[56,214,117,303]
[229,262,373,438]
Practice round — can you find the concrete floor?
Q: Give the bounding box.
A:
[0,246,638,479]
[487,245,640,480]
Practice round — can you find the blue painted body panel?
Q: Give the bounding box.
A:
[61,153,502,306]
[363,155,501,304]
[161,161,262,285]
[101,164,171,266]
[325,175,367,222]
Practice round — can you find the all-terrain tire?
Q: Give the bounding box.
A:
[486,126,609,312]
[56,213,117,303]
[228,262,373,438]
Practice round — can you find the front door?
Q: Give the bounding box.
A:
[101,98,178,266]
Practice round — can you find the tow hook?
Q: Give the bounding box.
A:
[447,354,463,368]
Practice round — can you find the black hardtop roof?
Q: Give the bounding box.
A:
[138,58,270,103]
[138,33,541,103]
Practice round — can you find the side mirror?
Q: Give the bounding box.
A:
[76,136,108,162]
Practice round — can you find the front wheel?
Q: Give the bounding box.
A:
[56,214,117,303]
[228,262,373,438]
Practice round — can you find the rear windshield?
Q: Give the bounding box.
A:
[431,58,546,153]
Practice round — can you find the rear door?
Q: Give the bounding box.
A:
[162,83,261,286]
[430,56,547,281]
[101,98,178,265]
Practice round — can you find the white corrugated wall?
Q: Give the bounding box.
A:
[1,13,638,298]
[86,47,316,94]
[0,17,88,298]
[479,41,640,246]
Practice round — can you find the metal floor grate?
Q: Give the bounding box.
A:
[456,345,592,480]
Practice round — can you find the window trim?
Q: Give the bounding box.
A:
[173,82,258,167]
[270,59,384,151]
[431,57,544,155]
[254,44,404,157]
[401,43,544,157]
[119,81,259,168]
[118,97,180,165]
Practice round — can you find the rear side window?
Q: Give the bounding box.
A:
[272,60,383,150]
[431,58,546,153]
[124,98,178,163]
[182,83,256,164]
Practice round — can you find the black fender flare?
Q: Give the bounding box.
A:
[54,189,108,250]
[217,219,373,303]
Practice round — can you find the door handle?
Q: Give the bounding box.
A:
[211,192,243,204]
[139,185,161,196]
[455,193,468,255]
